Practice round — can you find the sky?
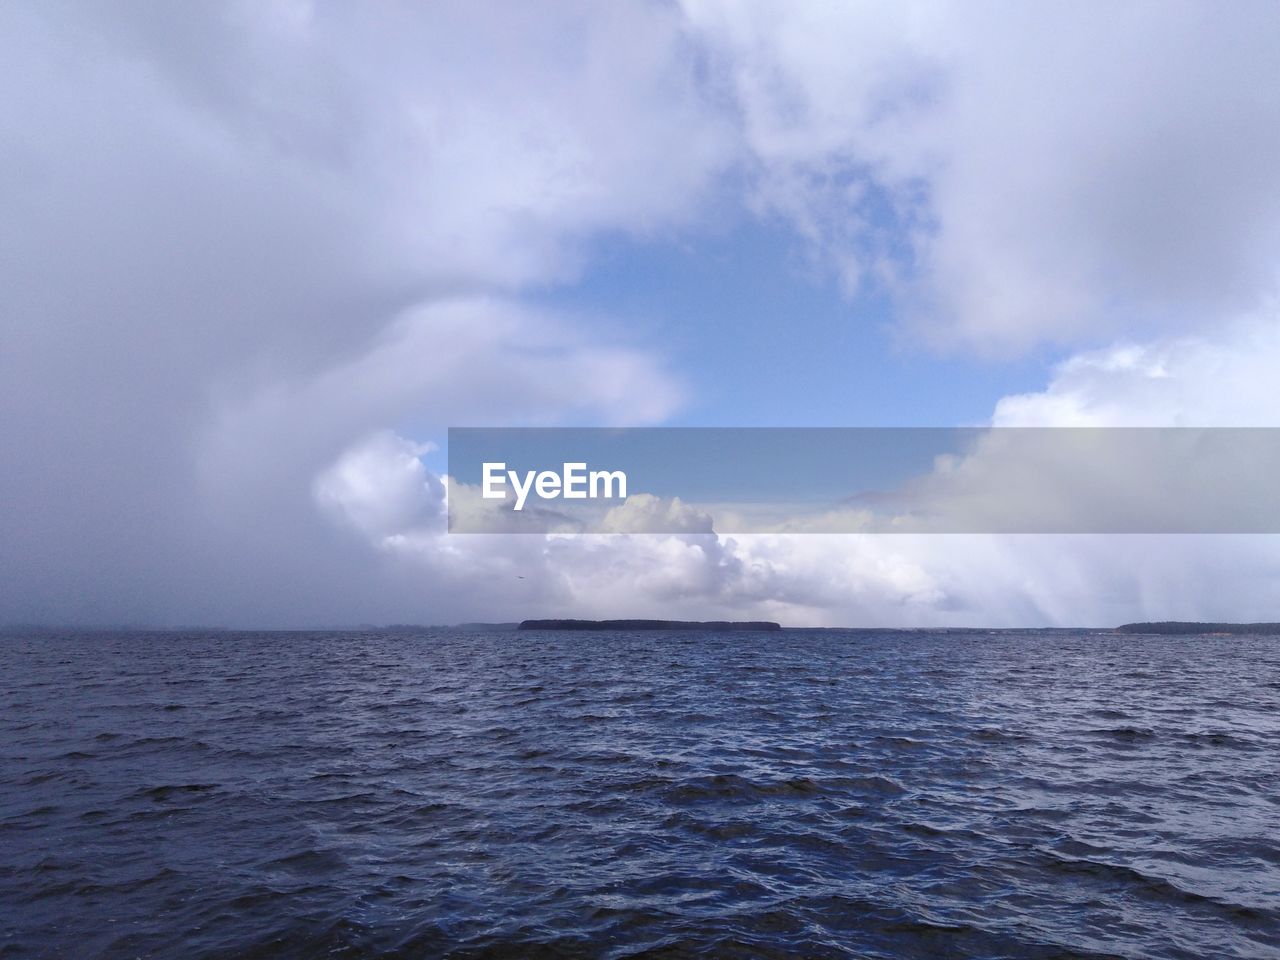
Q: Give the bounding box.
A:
[4,0,1280,628]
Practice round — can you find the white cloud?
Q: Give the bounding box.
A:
[683,0,1280,350]
[313,432,444,545]
[993,308,1280,427]
[322,304,1280,626]
[0,2,717,626]
[6,1,1280,627]
[598,495,714,534]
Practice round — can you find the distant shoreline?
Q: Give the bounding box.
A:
[519,619,782,632]
[4,621,1277,635]
[1116,621,1280,635]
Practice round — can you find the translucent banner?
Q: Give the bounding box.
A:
[447,427,1280,533]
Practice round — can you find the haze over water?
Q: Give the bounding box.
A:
[2,629,1278,959]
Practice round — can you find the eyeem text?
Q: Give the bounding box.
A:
[482,462,627,511]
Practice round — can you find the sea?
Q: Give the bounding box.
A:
[1,629,1278,959]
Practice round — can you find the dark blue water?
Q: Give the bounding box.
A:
[2,630,1278,959]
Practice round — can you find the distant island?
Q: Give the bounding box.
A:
[519,619,782,632]
[1117,621,1280,635]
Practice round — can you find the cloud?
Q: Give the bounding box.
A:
[682,0,1280,351]
[598,495,714,535]
[0,1,717,626]
[313,432,444,545]
[5,1,1280,627]
[320,303,1280,626]
[993,307,1280,427]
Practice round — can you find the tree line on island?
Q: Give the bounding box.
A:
[1116,621,1280,635]
[519,619,781,632]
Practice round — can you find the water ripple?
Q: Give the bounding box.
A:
[1,629,1278,958]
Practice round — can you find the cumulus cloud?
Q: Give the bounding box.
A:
[993,308,1280,427]
[316,305,1280,625]
[301,0,1280,629]
[313,432,444,545]
[0,1,715,626]
[5,1,1280,627]
[598,495,714,535]
[683,0,1280,350]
